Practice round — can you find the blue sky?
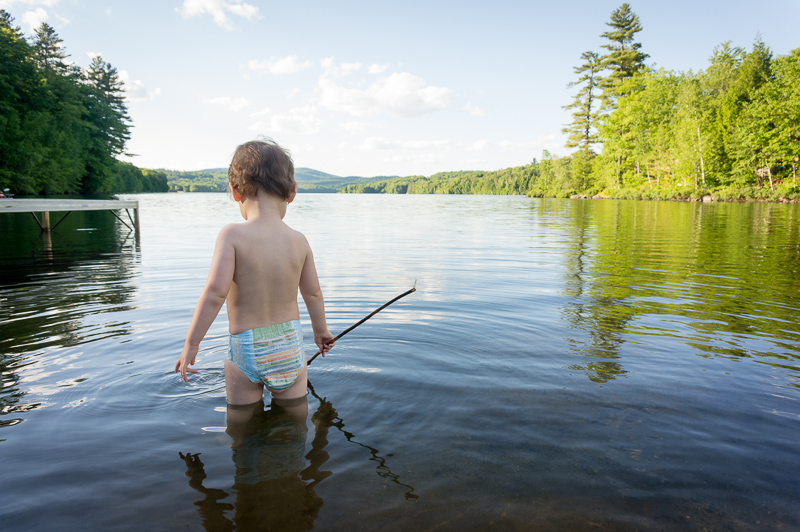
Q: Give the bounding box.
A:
[2,0,798,176]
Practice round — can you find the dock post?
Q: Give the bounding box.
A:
[133,206,140,243]
[43,211,50,232]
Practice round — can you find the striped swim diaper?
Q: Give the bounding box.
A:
[228,320,306,392]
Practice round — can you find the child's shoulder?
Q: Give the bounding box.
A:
[219,221,309,248]
[214,222,251,250]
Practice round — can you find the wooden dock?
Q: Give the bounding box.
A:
[0,198,139,233]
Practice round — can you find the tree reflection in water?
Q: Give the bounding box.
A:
[179,382,416,531]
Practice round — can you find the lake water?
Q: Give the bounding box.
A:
[1,193,799,531]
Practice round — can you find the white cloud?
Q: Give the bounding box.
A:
[225,1,257,19]
[367,63,389,74]
[360,137,452,151]
[179,0,259,30]
[340,121,374,134]
[321,57,362,78]
[247,56,311,75]
[206,96,251,111]
[86,51,101,59]
[119,70,160,102]
[249,106,271,117]
[471,140,490,151]
[269,106,322,135]
[21,8,47,32]
[318,71,454,117]
[465,102,485,117]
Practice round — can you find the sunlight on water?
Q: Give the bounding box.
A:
[1,194,799,531]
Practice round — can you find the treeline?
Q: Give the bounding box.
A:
[164,167,398,193]
[117,163,168,193]
[341,166,539,195]
[162,169,228,192]
[162,169,344,193]
[561,4,799,200]
[0,11,166,194]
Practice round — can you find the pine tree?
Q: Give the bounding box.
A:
[85,55,131,155]
[31,23,70,75]
[80,56,131,192]
[563,51,602,151]
[599,3,648,109]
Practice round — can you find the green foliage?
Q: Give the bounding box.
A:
[598,3,648,109]
[575,4,798,203]
[563,51,602,152]
[341,165,541,195]
[163,169,227,192]
[0,10,139,195]
[110,162,168,193]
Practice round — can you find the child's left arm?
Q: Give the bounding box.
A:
[175,226,236,382]
[298,240,335,356]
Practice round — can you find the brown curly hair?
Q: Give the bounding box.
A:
[228,139,296,200]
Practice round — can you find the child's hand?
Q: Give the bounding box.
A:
[175,344,200,382]
[315,330,335,357]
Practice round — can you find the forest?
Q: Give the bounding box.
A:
[0,11,167,194]
[345,4,800,201]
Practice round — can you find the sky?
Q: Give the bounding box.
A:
[1,0,798,177]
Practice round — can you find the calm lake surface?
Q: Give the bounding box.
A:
[1,193,799,531]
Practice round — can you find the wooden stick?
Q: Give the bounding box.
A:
[307,281,417,366]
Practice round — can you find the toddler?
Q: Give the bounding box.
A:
[175,139,334,404]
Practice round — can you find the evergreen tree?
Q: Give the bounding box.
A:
[81,55,131,192]
[599,3,648,109]
[85,55,131,155]
[563,51,602,151]
[29,23,87,193]
[31,23,70,75]
[563,51,602,189]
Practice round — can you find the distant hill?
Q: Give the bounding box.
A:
[161,167,396,193]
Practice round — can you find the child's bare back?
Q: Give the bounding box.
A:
[175,140,334,405]
[223,212,310,334]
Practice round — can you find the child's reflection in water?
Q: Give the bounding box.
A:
[180,393,337,532]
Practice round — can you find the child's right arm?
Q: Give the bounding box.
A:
[175,226,236,381]
[298,240,335,356]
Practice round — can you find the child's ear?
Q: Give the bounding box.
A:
[287,183,298,204]
[231,185,244,203]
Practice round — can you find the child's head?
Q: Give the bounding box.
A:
[228,139,296,200]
